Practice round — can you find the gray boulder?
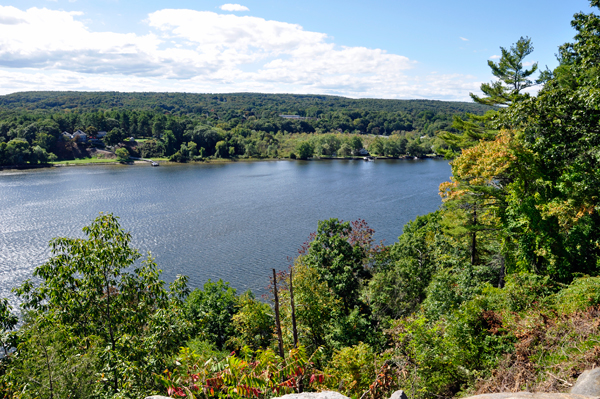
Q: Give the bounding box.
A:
[390,390,409,399]
[273,392,350,399]
[466,394,596,399]
[571,369,600,397]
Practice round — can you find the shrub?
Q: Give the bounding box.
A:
[185,279,238,349]
[230,291,274,351]
[115,147,129,162]
[554,276,600,314]
[324,342,378,399]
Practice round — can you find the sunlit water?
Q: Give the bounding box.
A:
[0,159,451,302]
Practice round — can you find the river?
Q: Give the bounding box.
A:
[0,159,451,300]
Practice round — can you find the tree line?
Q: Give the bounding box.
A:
[0,94,491,166]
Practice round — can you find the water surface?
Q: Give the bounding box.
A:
[0,159,450,300]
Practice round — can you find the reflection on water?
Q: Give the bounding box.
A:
[0,159,451,301]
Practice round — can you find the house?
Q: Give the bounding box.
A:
[356,148,369,156]
[97,131,107,139]
[279,115,312,120]
[73,130,87,143]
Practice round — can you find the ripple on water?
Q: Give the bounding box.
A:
[0,160,450,303]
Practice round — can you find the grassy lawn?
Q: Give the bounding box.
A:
[50,157,119,165]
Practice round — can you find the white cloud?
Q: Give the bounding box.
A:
[0,5,483,100]
[490,55,501,59]
[460,37,468,41]
[220,4,249,12]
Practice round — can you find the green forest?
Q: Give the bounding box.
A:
[2,2,600,399]
[0,92,491,166]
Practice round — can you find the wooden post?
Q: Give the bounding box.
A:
[273,269,285,359]
[290,268,298,348]
[290,268,303,393]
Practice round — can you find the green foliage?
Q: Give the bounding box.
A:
[295,141,314,160]
[114,147,129,162]
[498,2,600,281]
[306,219,371,311]
[282,219,381,353]
[367,212,446,321]
[500,273,560,312]
[231,291,274,351]
[4,316,100,399]
[471,37,538,106]
[186,279,238,349]
[139,139,165,158]
[103,128,125,146]
[11,213,190,396]
[554,276,600,314]
[324,343,377,399]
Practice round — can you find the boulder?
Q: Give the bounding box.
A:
[390,390,409,399]
[273,392,350,399]
[571,369,600,397]
[466,394,596,399]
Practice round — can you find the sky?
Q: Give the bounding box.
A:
[0,0,594,101]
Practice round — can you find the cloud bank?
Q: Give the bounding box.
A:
[0,5,482,100]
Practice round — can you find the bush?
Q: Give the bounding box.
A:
[325,342,378,399]
[554,276,600,314]
[115,147,129,162]
[230,291,274,351]
[501,272,560,312]
[185,279,238,349]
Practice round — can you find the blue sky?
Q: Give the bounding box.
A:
[0,0,593,100]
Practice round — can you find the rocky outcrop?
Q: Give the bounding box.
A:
[465,394,595,399]
[571,369,600,397]
[274,392,350,399]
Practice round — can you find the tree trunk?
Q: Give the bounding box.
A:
[272,269,285,359]
[290,268,298,348]
[471,206,477,265]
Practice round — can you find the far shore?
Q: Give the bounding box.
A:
[0,154,443,171]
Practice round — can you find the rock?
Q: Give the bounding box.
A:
[390,390,409,399]
[273,392,351,399]
[572,369,600,397]
[144,396,172,399]
[465,393,596,399]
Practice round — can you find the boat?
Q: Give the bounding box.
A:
[151,162,159,167]
[363,156,375,162]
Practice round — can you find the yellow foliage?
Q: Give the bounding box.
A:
[439,130,518,202]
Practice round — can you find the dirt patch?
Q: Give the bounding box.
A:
[89,148,116,159]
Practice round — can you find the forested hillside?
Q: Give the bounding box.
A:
[0,92,492,166]
[0,91,490,118]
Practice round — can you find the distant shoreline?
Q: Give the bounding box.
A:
[0,154,444,171]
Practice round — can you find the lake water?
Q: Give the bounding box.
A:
[0,159,451,301]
